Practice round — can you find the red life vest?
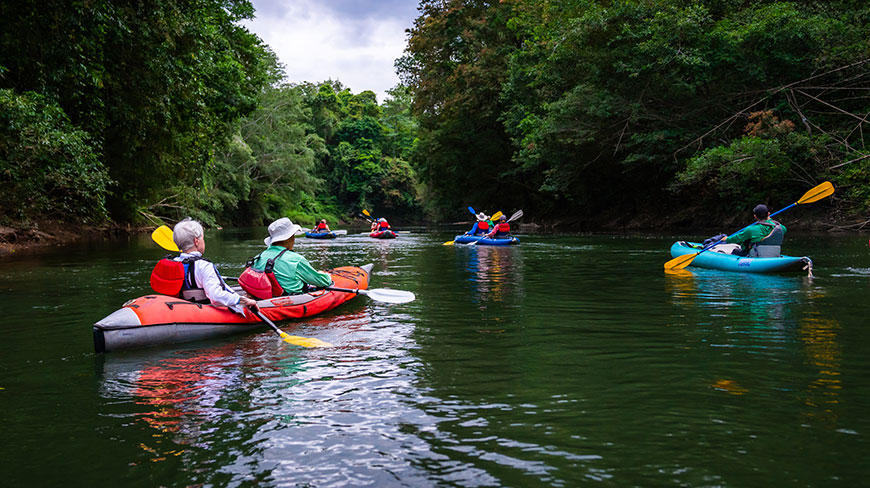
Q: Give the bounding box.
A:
[496,222,510,233]
[378,220,389,230]
[150,255,202,296]
[478,221,490,231]
[316,222,328,231]
[238,249,289,299]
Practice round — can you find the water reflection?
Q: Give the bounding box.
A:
[664,268,815,331]
[461,246,525,306]
[798,316,842,428]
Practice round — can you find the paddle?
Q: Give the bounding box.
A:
[325,286,416,304]
[221,277,416,304]
[252,308,332,348]
[664,181,835,270]
[151,225,179,252]
[362,209,376,222]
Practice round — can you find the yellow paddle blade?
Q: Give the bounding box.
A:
[151,225,179,252]
[362,209,372,217]
[664,252,699,270]
[490,211,503,221]
[797,181,834,204]
[279,331,332,348]
[443,240,455,246]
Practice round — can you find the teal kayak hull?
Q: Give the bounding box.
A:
[670,241,811,273]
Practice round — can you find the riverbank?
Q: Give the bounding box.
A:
[0,221,139,258]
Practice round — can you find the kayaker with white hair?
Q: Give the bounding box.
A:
[251,217,333,294]
[169,218,258,313]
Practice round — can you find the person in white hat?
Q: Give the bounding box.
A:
[465,212,490,236]
[251,217,333,294]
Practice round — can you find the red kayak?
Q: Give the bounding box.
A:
[94,264,372,352]
[370,230,397,239]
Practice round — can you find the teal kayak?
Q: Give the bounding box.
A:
[669,241,811,274]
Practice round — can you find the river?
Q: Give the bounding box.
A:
[1,228,868,487]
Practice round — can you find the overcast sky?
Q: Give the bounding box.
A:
[242,0,420,103]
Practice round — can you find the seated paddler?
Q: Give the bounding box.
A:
[314,219,331,233]
[486,214,511,239]
[466,212,490,236]
[152,218,258,313]
[371,217,392,233]
[253,217,333,295]
[719,204,787,257]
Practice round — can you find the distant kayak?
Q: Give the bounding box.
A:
[370,230,397,239]
[305,231,337,239]
[669,241,811,273]
[453,235,519,246]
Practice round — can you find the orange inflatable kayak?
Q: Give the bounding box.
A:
[94,264,372,352]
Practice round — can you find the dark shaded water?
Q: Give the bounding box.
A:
[1,229,869,487]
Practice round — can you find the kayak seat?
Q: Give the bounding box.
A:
[750,224,784,258]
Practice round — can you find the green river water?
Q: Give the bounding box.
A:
[1,228,869,487]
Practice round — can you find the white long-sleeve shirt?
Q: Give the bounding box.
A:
[176,252,244,314]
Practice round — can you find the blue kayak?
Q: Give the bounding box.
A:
[670,241,811,273]
[305,231,337,239]
[453,235,520,246]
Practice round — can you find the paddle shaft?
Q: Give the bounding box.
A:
[252,308,283,335]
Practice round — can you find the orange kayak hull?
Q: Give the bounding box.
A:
[94,264,372,352]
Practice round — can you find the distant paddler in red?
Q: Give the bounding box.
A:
[466,212,490,236]
[485,215,511,239]
[370,217,392,233]
[314,219,331,232]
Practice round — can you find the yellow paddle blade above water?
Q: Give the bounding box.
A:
[664,252,701,270]
[797,181,834,204]
[443,240,455,246]
[279,331,332,348]
[151,225,179,252]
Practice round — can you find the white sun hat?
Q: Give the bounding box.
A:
[476,212,489,221]
[264,217,303,246]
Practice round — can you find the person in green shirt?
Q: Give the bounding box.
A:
[254,218,333,294]
[720,204,787,257]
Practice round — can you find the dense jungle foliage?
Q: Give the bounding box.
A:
[399,0,870,226]
[0,0,418,228]
[2,0,869,230]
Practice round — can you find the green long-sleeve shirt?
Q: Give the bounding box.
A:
[252,245,332,294]
[725,219,786,248]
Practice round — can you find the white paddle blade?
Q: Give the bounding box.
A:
[332,230,348,235]
[361,288,416,304]
[507,209,524,222]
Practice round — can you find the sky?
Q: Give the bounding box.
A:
[242,0,421,103]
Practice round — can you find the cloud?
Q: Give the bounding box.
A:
[243,0,419,103]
